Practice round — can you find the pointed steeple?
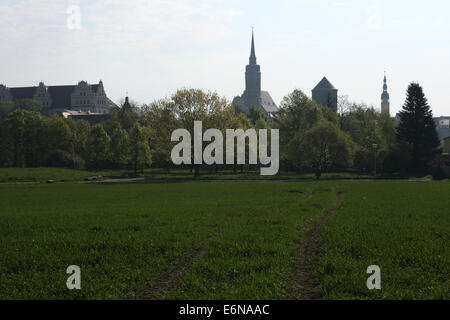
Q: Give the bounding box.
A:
[122,96,131,110]
[382,73,389,95]
[381,72,390,114]
[249,30,257,65]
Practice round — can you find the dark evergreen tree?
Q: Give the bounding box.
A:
[397,83,441,173]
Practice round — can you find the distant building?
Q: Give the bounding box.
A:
[0,80,117,115]
[62,110,111,125]
[434,116,450,140]
[381,73,390,115]
[233,31,279,118]
[395,114,450,142]
[312,77,338,112]
[443,137,450,154]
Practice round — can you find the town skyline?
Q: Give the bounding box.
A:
[1,0,449,116]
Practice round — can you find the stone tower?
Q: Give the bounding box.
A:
[243,31,261,109]
[381,73,390,115]
[312,77,338,112]
[232,31,278,117]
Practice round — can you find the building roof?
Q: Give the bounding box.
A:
[9,87,37,99]
[312,77,337,91]
[62,110,103,117]
[260,91,278,114]
[49,85,76,110]
[9,84,101,110]
[62,110,111,125]
[106,97,118,109]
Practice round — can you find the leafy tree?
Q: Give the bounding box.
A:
[45,116,73,159]
[1,110,29,167]
[87,124,111,169]
[15,99,46,114]
[110,125,130,168]
[23,111,47,167]
[42,117,72,167]
[170,88,240,177]
[1,99,49,121]
[340,106,378,148]
[397,83,441,173]
[381,142,412,175]
[275,90,324,138]
[0,101,15,120]
[0,110,51,167]
[288,122,353,179]
[274,89,338,170]
[129,123,151,175]
[376,112,397,151]
[248,106,268,125]
[340,104,398,173]
[65,118,90,169]
[141,100,180,170]
[115,97,140,131]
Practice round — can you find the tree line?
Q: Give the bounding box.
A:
[0,83,443,178]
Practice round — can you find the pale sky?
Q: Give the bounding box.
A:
[1,0,449,116]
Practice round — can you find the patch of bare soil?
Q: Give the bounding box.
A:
[290,188,343,300]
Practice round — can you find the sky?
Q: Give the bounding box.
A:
[1,0,449,116]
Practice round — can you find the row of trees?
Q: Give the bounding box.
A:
[0,109,151,173]
[0,83,442,177]
[274,83,441,177]
[0,99,48,120]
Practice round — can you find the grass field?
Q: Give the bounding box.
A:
[0,168,115,183]
[0,179,448,300]
[318,181,449,299]
[0,167,378,183]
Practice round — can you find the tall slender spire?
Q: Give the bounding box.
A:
[381,72,390,114]
[249,29,257,65]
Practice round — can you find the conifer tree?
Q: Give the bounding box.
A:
[397,83,441,173]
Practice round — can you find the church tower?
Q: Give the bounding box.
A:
[381,73,390,115]
[232,30,278,117]
[243,31,261,109]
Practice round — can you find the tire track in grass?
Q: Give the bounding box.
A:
[137,235,214,300]
[138,187,314,300]
[290,187,343,300]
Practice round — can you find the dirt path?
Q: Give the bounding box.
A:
[138,189,338,300]
[290,188,343,300]
[136,235,216,300]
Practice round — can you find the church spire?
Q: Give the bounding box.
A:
[249,30,257,65]
[381,72,390,114]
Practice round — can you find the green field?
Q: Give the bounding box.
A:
[0,180,448,299]
[0,168,116,183]
[0,167,378,183]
